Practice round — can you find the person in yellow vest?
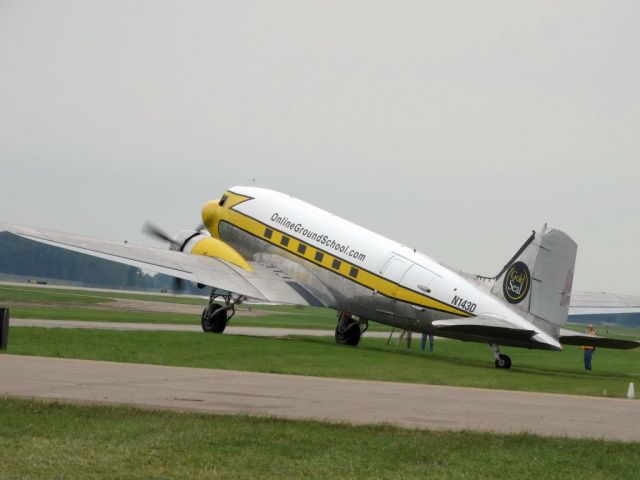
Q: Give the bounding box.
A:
[582,324,596,370]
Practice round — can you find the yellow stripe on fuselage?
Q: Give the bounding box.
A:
[204,190,470,317]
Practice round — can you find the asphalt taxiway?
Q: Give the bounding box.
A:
[1,355,639,442]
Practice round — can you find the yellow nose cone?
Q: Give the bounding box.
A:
[201,199,222,237]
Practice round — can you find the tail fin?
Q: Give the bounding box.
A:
[491,226,577,331]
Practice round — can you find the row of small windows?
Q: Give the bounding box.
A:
[263,227,359,279]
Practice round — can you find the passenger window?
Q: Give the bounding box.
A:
[314,251,324,262]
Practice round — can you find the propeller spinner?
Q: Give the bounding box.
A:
[141,220,205,291]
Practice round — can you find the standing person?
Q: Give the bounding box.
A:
[396,329,413,349]
[582,324,597,370]
[421,333,435,352]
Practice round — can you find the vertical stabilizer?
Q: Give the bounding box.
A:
[491,228,577,332]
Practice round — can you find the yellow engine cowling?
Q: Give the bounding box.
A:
[187,236,252,272]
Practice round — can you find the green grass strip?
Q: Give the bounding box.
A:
[8,305,392,330]
[10,307,198,324]
[0,284,203,304]
[0,398,636,480]
[0,285,112,305]
[6,327,639,397]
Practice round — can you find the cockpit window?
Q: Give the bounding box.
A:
[219,195,228,207]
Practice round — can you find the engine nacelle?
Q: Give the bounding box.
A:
[169,230,204,252]
[181,232,251,271]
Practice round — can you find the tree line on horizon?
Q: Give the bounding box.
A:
[0,232,200,293]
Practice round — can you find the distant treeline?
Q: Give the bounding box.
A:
[0,232,201,293]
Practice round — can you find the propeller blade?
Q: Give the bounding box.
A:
[173,277,184,292]
[142,221,178,246]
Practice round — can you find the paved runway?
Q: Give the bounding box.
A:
[11,318,393,338]
[1,355,638,442]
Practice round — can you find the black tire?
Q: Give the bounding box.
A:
[335,318,361,346]
[201,303,228,333]
[494,354,512,369]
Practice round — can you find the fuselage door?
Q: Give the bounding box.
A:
[373,255,412,319]
[395,263,443,320]
[401,264,441,295]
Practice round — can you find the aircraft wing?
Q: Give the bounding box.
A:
[432,315,537,341]
[558,328,640,349]
[0,223,326,307]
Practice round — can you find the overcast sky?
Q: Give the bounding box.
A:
[0,1,638,293]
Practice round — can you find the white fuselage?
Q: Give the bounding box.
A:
[217,187,557,348]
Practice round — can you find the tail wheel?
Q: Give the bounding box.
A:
[494,354,512,369]
[201,303,228,333]
[335,317,361,346]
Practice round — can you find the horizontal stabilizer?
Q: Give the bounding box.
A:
[558,329,640,350]
[433,316,537,341]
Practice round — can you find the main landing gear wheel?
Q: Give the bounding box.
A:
[488,343,512,369]
[494,354,512,369]
[201,303,228,333]
[201,290,245,334]
[335,312,362,346]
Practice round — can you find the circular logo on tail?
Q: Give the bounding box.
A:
[503,261,530,304]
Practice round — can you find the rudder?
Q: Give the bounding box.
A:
[491,227,577,330]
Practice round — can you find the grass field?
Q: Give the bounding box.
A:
[0,284,342,312]
[7,326,639,397]
[4,283,639,334]
[0,398,636,480]
[0,285,112,305]
[1,283,394,330]
[0,284,204,305]
[6,305,398,330]
[0,283,336,315]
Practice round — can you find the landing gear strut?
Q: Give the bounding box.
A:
[488,343,512,369]
[335,311,367,346]
[201,290,245,333]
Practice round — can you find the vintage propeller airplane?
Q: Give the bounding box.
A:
[2,186,639,368]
